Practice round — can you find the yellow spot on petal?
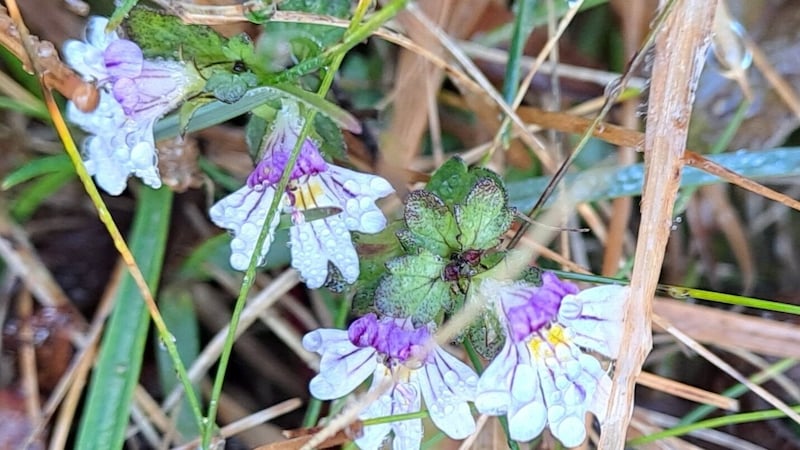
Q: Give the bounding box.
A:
[547,325,569,346]
[294,178,325,210]
[527,325,571,358]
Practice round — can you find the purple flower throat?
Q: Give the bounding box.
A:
[247,131,328,188]
[348,314,432,365]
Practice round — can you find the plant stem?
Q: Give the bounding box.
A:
[201,1,398,447]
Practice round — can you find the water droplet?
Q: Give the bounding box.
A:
[443,370,459,385]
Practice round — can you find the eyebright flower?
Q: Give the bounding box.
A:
[209,102,394,288]
[302,313,478,449]
[64,16,201,195]
[475,272,626,448]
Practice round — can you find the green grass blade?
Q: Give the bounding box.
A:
[2,154,72,190]
[628,404,800,446]
[678,358,799,425]
[154,85,359,142]
[507,147,800,210]
[0,95,49,120]
[10,169,74,221]
[502,0,537,104]
[75,186,173,450]
[156,285,202,443]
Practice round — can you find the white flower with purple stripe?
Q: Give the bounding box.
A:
[64,16,200,195]
[475,272,626,448]
[209,102,394,288]
[302,313,478,450]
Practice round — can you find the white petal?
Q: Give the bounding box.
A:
[534,337,604,448]
[391,415,423,450]
[507,393,547,442]
[476,339,537,417]
[389,381,423,450]
[84,16,117,49]
[290,215,359,288]
[416,348,478,439]
[129,140,161,189]
[558,285,627,358]
[301,328,350,354]
[303,329,378,399]
[356,379,392,450]
[325,166,393,233]
[63,17,118,81]
[68,92,125,136]
[308,349,376,400]
[83,136,129,195]
[588,365,613,423]
[63,40,108,81]
[550,415,587,448]
[209,186,280,271]
[357,373,422,450]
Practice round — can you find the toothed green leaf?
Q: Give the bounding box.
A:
[455,177,514,250]
[375,251,449,325]
[402,190,459,256]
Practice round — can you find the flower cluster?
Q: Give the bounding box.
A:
[303,313,478,449]
[475,273,624,447]
[209,102,394,288]
[304,272,625,449]
[64,17,200,195]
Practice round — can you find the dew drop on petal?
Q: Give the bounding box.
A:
[443,370,458,385]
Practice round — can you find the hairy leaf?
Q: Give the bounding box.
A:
[455,177,513,250]
[375,251,449,325]
[403,190,459,256]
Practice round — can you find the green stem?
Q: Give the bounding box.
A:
[550,269,800,316]
[628,403,800,446]
[201,2,395,447]
[678,357,798,425]
[272,0,408,84]
[488,0,537,160]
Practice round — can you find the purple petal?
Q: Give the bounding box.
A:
[104,39,143,78]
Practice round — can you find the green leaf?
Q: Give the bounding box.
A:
[269,0,350,48]
[507,147,800,212]
[178,233,238,280]
[246,114,269,161]
[280,0,350,16]
[154,85,358,142]
[0,96,49,121]
[375,251,450,325]
[156,286,201,443]
[124,7,227,63]
[455,177,513,250]
[426,156,475,205]
[313,113,346,161]
[76,187,173,450]
[352,223,404,316]
[204,72,258,104]
[178,97,214,134]
[11,170,74,222]
[275,83,361,133]
[465,310,505,359]
[222,34,257,64]
[403,190,459,256]
[2,154,72,190]
[107,0,139,30]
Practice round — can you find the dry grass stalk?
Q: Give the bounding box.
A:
[654,297,800,358]
[599,1,718,448]
[653,313,800,425]
[636,372,738,411]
